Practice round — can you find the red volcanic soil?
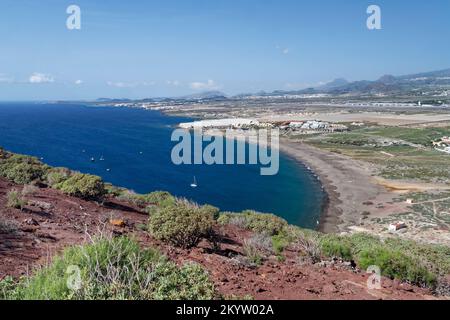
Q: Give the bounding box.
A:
[0,177,437,300]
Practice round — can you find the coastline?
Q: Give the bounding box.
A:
[190,128,346,232]
[279,140,342,233]
[279,138,393,234]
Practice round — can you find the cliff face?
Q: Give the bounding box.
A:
[0,177,435,300]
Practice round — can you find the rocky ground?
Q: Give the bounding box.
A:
[0,177,439,300]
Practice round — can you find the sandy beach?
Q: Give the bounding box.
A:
[279,139,395,233]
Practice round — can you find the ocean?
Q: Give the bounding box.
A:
[0,102,325,228]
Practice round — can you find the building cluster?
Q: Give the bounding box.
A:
[272,120,348,133]
[179,118,348,134]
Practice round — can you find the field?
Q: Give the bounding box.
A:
[302,124,450,245]
[306,126,450,183]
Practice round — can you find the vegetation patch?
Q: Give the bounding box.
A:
[46,167,72,187]
[148,200,217,248]
[0,154,49,185]
[117,190,176,209]
[55,173,106,201]
[0,236,215,300]
[318,233,444,287]
[218,210,288,236]
[6,189,27,210]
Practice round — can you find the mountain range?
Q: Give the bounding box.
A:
[264,68,450,96]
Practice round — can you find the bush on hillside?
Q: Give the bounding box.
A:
[46,167,72,187]
[357,246,436,287]
[0,236,215,300]
[318,233,439,287]
[319,234,353,261]
[148,201,216,248]
[0,154,49,184]
[0,277,17,300]
[6,189,27,210]
[143,191,175,207]
[117,190,175,209]
[218,210,288,236]
[55,173,106,201]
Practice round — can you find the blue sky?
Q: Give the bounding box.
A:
[0,0,449,100]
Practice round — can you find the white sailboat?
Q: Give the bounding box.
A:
[190,176,198,188]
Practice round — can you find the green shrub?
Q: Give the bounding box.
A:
[199,204,220,220]
[143,191,175,207]
[0,154,49,184]
[218,210,288,236]
[356,246,436,287]
[6,189,27,210]
[104,183,126,197]
[271,234,288,255]
[148,201,216,248]
[4,237,215,300]
[242,241,263,266]
[117,191,175,209]
[46,167,72,187]
[242,234,273,266]
[151,262,215,300]
[55,173,106,200]
[383,237,450,277]
[0,277,18,300]
[318,233,442,287]
[116,190,146,207]
[319,234,353,261]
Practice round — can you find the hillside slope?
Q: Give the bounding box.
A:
[0,177,439,300]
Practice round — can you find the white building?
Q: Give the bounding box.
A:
[179,118,259,129]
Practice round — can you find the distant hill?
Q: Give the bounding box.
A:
[177,91,228,101]
[247,68,450,97]
[319,68,450,95]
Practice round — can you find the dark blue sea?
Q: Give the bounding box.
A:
[0,102,325,228]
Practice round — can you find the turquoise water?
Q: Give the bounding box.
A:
[0,102,325,228]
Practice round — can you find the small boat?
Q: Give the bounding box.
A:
[190,176,198,188]
[90,157,95,162]
[106,168,111,172]
[99,155,105,161]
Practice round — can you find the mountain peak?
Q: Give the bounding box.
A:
[377,74,397,84]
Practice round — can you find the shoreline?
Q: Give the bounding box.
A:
[187,128,345,232]
[279,138,393,234]
[279,140,343,233]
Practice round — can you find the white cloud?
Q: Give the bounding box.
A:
[189,79,220,90]
[166,80,181,86]
[107,81,134,88]
[107,81,156,88]
[74,79,83,85]
[275,45,289,55]
[29,72,54,84]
